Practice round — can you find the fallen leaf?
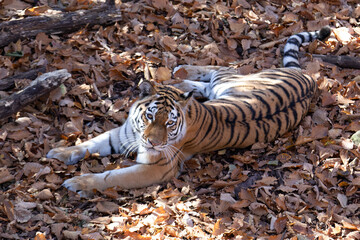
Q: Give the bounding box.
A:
[213,218,225,236]
[156,67,171,81]
[37,189,54,200]
[337,193,348,208]
[0,167,14,184]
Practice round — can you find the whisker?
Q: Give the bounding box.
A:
[124,141,138,157]
[167,144,185,161]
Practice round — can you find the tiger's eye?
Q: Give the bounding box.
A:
[167,120,174,126]
[147,114,153,120]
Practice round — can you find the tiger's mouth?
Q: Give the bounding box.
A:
[141,139,166,152]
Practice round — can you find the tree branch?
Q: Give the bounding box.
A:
[0,69,71,120]
[0,5,121,48]
[312,54,360,69]
[0,67,46,91]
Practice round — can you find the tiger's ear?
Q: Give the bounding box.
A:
[139,80,156,98]
[179,91,193,107]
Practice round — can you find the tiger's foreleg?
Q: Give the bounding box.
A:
[47,121,136,165]
[62,152,181,198]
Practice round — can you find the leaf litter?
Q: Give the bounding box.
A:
[0,0,360,239]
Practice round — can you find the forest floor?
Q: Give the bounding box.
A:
[0,0,360,239]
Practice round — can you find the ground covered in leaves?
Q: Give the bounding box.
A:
[1,0,360,239]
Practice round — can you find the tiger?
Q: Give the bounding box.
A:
[47,27,331,197]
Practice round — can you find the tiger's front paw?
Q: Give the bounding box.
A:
[47,146,85,165]
[63,174,104,198]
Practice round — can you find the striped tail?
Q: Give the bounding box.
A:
[283,27,331,69]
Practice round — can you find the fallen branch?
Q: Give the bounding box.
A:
[0,69,71,120]
[312,54,360,69]
[0,67,46,91]
[0,5,121,48]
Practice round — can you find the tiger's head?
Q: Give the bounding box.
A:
[129,80,192,154]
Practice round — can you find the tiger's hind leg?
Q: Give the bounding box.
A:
[173,65,237,99]
[173,80,211,98]
[173,65,225,81]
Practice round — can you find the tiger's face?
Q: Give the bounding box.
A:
[130,81,192,154]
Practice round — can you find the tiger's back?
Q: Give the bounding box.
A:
[179,27,331,154]
[182,67,317,153]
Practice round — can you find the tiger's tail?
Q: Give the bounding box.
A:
[283,27,331,69]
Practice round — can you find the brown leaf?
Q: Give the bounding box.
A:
[156,67,171,81]
[255,176,277,186]
[102,188,119,199]
[96,201,119,214]
[321,91,337,106]
[153,206,170,224]
[213,218,225,236]
[352,177,360,186]
[37,189,54,200]
[68,84,91,95]
[45,173,63,185]
[62,230,81,240]
[123,231,152,240]
[173,67,188,79]
[341,220,360,230]
[275,195,287,211]
[274,216,287,234]
[0,167,14,184]
[23,162,51,178]
[158,188,181,199]
[14,205,32,223]
[249,202,268,216]
[152,0,168,10]
[7,129,32,141]
[310,125,328,139]
[161,36,177,51]
[292,221,308,235]
[337,193,347,208]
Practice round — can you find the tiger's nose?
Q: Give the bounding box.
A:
[148,138,161,147]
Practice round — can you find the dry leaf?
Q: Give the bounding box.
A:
[156,67,171,81]
[213,218,225,236]
[0,168,14,184]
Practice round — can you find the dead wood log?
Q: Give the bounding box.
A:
[294,51,360,69]
[0,69,71,120]
[0,5,122,48]
[312,54,360,69]
[0,67,46,91]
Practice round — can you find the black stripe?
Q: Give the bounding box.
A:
[284,62,300,68]
[296,33,305,43]
[283,49,299,59]
[287,37,301,46]
[224,106,236,146]
[138,156,166,165]
[243,102,256,120]
[268,88,283,112]
[187,104,192,119]
[238,121,250,146]
[254,128,259,143]
[253,93,271,119]
[109,136,116,154]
